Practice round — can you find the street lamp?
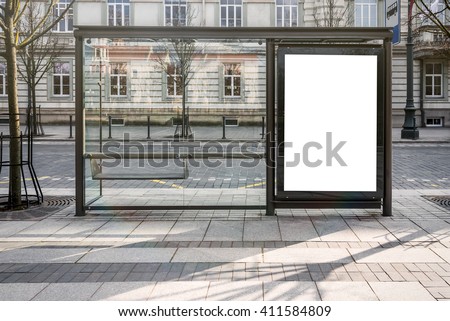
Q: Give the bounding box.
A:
[401,0,419,139]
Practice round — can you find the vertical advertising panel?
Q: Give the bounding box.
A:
[277,47,384,200]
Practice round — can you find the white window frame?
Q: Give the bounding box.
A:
[426,118,443,127]
[164,0,187,26]
[53,0,73,32]
[425,62,444,98]
[110,63,128,97]
[223,63,241,97]
[276,0,298,27]
[354,0,377,27]
[220,0,242,27]
[166,64,182,97]
[0,62,6,96]
[108,0,130,26]
[52,61,71,97]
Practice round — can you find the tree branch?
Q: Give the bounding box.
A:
[14,0,30,25]
[18,0,75,49]
[416,0,450,38]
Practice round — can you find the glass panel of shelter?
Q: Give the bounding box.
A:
[82,37,266,210]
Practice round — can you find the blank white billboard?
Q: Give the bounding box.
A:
[284,54,377,192]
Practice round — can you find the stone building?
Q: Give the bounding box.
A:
[0,0,449,127]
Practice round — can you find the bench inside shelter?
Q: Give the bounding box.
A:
[87,153,189,180]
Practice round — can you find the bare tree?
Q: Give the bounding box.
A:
[152,4,205,139]
[312,0,351,27]
[0,0,74,209]
[415,0,450,38]
[16,1,66,135]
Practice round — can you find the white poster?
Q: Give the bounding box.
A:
[284,54,378,192]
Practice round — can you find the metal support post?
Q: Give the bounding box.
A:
[261,116,265,140]
[147,116,151,139]
[222,116,226,140]
[266,39,276,216]
[69,115,73,139]
[401,5,419,140]
[108,115,112,139]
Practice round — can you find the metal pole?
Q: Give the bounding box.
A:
[266,39,275,216]
[147,116,151,139]
[401,3,419,139]
[222,116,226,139]
[383,39,393,217]
[69,115,73,139]
[108,115,112,139]
[261,116,265,139]
[75,35,86,216]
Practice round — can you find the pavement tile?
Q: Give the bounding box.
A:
[91,282,156,301]
[164,221,210,242]
[148,281,209,301]
[204,221,244,241]
[378,220,437,243]
[431,249,450,264]
[243,221,281,242]
[310,217,359,242]
[11,221,71,242]
[345,219,397,243]
[126,221,175,242]
[79,248,176,263]
[0,283,49,300]
[316,281,378,301]
[349,248,444,263]
[172,248,262,263]
[46,221,107,241]
[263,281,320,301]
[278,217,320,242]
[369,282,435,301]
[0,248,90,264]
[263,248,353,264]
[85,221,141,242]
[32,282,102,301]
[206,281,263,300]
[0,222,37,238]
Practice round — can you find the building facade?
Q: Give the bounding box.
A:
[0,0,449,127]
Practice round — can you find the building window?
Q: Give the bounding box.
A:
[167,64,182,97]
[224,63,241,97]
[165,0,187,26]
[220,0,242,27]
[354,0,377,27]
[425,62,443,97]
[53,0,73,32]
[108,0,130,26]
[0,63,6,96]
[53,62,70,96]
[426,118,443,127]
[276,0,298,27]
[110,63,128,97]
[422,0,446,25]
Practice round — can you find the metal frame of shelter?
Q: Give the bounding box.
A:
[74,27,392,216]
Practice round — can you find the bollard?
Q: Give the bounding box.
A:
[222,116,226,140]
[261,116,265,139]
[69,115,73,139]
[147,116,151,139]
[108,115,112,139]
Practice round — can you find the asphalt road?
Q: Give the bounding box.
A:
[1,142,449,190]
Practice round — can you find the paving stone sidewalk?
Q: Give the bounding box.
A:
[0,189,450,301]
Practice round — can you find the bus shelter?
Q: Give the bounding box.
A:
[74,27,392,216]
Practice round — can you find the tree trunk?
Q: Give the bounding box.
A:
[32,76,37,135]
[5,30,23,208]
